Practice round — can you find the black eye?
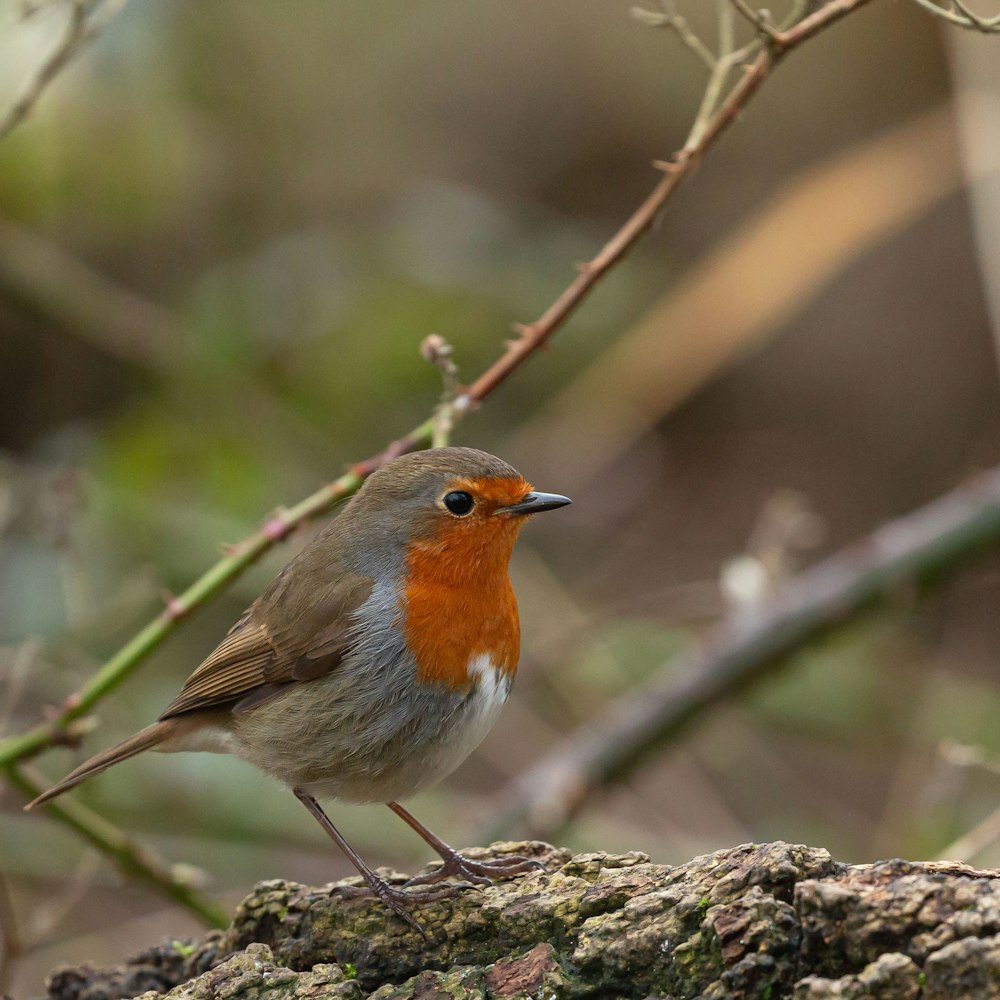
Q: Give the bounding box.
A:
[443,490,474,516]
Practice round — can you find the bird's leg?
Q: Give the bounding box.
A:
[387,801,546,888]
[293,789,455,935]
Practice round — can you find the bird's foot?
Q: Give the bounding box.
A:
[335,875,472,937]
[403,850,546,889]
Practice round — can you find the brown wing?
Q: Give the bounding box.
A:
[159,565,373,720]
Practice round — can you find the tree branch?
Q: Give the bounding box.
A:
[0,0,130,142]
[458,0,877,407]
[490,465,1000,840]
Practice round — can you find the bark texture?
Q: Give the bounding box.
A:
[41,841,1000,1000]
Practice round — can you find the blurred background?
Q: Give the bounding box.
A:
[2,0,1000,992]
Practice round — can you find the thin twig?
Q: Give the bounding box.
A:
[952,0,1000,28]
[684,31,761,151]
[0,0,130,142]
[459,0,876,408]
[488,465,1000,840]
[5,765,228,927]
[909,0,1000,30]
[421,334,461,448]
[729,0,784,41]
[632,2,719,69]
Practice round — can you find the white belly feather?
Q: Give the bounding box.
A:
[436,653,512,768]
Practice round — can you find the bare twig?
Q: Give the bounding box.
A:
[632,2,719,69]
[0,0,130,142]
[458,0,876,409]
[489,466,1000,840]
[909,0,1000,31]
[504,102,967,492]
[421,334,461,448]
[684,5,763,151]
[729,0,785,41]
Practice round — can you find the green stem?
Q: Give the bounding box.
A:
[0,417,434,769]
[6,764,229,928]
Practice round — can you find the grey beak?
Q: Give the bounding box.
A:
[497,491,572,516]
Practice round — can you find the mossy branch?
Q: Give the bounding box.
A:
[39,841,1000,1000]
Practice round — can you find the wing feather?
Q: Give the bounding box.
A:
[159,566,374,720]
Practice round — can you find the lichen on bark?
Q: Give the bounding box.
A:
[42,841,1000,1000]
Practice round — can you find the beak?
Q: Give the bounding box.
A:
[497,491,573,516]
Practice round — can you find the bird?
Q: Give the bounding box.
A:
[26,447,571,931]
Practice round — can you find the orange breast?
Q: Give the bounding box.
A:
[402,516,522,688]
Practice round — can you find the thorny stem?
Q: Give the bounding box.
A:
[467,0,867,407]
[684,38,762,150]
[431,407,455,449]
[718,0,736,54]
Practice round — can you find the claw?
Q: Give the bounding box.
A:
[407,852,548,888]
[335,876,474,938]
[403,870,491,889]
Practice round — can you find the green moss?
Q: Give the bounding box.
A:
[49,843,986,1000]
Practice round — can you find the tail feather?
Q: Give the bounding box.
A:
[24,720,176,810]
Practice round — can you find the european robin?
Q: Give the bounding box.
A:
[26,447,571,930]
